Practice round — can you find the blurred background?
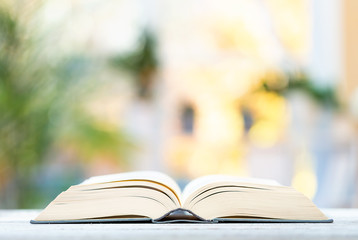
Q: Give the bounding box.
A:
[0,0,357,209]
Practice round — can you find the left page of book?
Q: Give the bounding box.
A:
[81,171,181,197]
[34,171,182,221]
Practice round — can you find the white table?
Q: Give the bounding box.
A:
[1,209,357,240]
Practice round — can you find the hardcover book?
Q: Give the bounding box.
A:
[31,171,333,224]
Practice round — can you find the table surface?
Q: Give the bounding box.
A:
[1,209,358,240]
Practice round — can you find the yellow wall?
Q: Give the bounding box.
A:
[343,0,358,101]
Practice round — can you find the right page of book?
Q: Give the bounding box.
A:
[182,175,280,203]
[181,175,328,221]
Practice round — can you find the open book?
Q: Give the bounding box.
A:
[31,171,332,223]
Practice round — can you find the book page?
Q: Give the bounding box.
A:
[182,175,280,203]
[80,171,182,199]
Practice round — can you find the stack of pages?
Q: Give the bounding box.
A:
[31,171,333,223]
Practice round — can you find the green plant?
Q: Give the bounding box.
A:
[110,30,158,100]
[261,71,339,108]
[0,2,133,208]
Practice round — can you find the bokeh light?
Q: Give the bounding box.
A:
[0,0,357,209]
